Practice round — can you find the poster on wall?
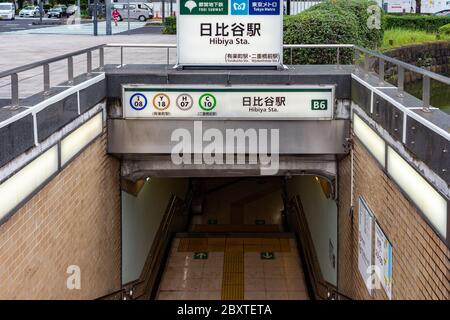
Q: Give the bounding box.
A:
[358,197,374,295]
[375,223,393,300]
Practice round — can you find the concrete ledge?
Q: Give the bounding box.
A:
[104,64,353,99]
[0,114,34,168]
[351,73,450,184]
[37,93,78,142]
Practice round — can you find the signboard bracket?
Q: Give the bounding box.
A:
[174,65,284,71]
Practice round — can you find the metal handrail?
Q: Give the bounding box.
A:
[1,42,449,114]
[352,45,450,112]
[0,44,105,108]
[97,194,182,300]
[104,43,176,67]
[106,43,176,48]
[290,195,351,300]
[0,44,105,79]
[353,45,450,86]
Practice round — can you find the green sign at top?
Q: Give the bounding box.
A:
[180,0,228,15]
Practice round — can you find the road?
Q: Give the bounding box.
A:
[0,17,161,35]
[0,17,58,33]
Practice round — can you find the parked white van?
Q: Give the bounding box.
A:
[112,2,153,21]
[0,2,15,20]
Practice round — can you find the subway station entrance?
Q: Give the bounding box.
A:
[0,0,448,301]
[120,174,339,300]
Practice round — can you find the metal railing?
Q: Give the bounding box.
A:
[353,45,450,112]
[284,43,354,66]
[1,43,449,116]
[0,44,105,109]
[105,43,176,67]
[289,195,351,300]
[97,192,191,300]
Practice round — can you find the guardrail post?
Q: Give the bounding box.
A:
[167,47,170,66]
[397,66,404,97]
[11,73,19,107]
[422,75,431,112]
[364,52,370,74]
[120,47,124,67]
[290,47,293,65]
[336,47,340,68]
[353,48,359,67]
[43,63,50,94]
[87,50,92,74]
[378,58,385,84]
[68,56,74,84]
[99,47,104,70]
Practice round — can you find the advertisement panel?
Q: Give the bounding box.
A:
[358,197,374,295]
[375,223,393,300]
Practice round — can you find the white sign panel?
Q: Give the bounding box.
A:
[177,0,283,66]
[375,223,393,300]
[358,197,374,295]
[123,85,334,119]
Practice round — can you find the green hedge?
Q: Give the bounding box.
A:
[308,0,384,49]
[162,16,176,34]
[284,0,383,64]
[385,15,450,32]
[439,23,450,35]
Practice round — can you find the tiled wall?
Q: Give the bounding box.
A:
[338,139,450,300]
[0,133,121,299]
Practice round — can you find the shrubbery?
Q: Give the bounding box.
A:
[385,15,450,32]
[438,23,450,35]
[284,0,383,64]
[162,16,176,34]
[308,0,384,49]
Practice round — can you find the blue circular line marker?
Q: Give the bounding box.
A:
[129,93,147,111]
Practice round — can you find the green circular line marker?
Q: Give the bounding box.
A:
[198,93,217,111]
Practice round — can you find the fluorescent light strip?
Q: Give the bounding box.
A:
[0,145,58,221]
[387,147,447,239]
[61,112,103,167]
[353,113,386,167]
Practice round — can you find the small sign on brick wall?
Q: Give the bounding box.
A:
[260,252,274,260]
[193,252,209,260]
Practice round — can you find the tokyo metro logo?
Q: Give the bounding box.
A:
[231,0,248,15]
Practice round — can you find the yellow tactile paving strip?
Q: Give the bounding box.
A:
[177,237,292,300]
[223,252,244,273]
[222,251,244,299]
[157,237,310,300]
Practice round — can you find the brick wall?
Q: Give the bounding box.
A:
[338,139,450,300]
[0,132,121,299]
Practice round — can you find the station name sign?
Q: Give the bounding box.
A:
[123,85,334,120]
[177,0,283,66]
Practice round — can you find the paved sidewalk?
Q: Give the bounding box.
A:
[0,33,176,98]
[7,21,147,35]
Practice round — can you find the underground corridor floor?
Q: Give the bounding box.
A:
[156,236,309,300]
